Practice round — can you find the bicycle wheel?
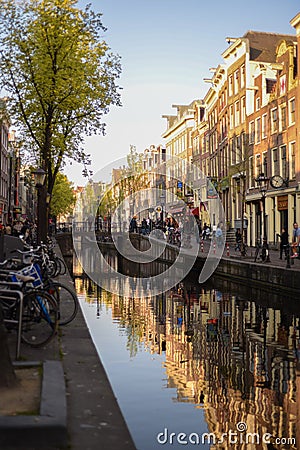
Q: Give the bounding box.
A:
[22,291,58,347]
[48,281,79,326]
[46,258,58,278]
[55,257,67,276]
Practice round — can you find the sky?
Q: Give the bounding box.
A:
[67,0,299,186]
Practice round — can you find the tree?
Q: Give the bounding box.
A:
[0,0,122,240]
[229,132,252,253]
[50,172,75,218]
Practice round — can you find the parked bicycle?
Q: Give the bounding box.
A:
[0,261,59,347]
[15,246,79,326]
[0,238,78,348]
[254,238,270,262]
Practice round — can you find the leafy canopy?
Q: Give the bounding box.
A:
[50,172,75,217]
[0,0,122,192]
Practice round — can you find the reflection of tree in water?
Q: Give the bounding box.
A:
[79,272,299,446]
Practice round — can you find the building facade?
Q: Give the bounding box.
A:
[162,13,300,246]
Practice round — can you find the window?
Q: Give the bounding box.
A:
[262,114,267,139]
[256,97,261,111]
[234,101,240,126]
[249,156,254,188]
[255,154,261,177]
[271,108,278,133]
[272,148,279,174]
[280,145,287,178]
[262,152,268,175]
[229,75,233,96]
[241,96,246,123]
[234,70,239,94]
[236,135,241,163]
[240,65,245,89]
[249,121,255,144]
[289,98,295,125]
[230,139,236,165]
[230,105,234,129]
[241,132,246,160]
[266,79,276,94]
[279,104,287,131]
[255,117,261,144]
[289,141,296,179]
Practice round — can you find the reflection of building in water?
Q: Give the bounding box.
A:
[76,276,299,449]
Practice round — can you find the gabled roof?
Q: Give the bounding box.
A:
[243,30,296,62]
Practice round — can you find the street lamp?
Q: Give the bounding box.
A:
[32,167,46,244]
[255,173,270,262]
[32,167,46,188]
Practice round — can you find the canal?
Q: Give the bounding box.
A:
[72,252,299,450]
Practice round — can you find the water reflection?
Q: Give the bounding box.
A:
[74,255,299,450]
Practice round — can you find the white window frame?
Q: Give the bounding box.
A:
[270,108,278,134]
[256,97,261,111]
[234,101,240,126]
[234,70,239,94]
[289,141,296,179]
[229,75,233,96]
[249,121,255,144]
[241,96,246,123]
[279,104,287,132]
[289,97,295,125]
[240,65,245,89]
[262,114,267,139]
[255,117,261,144]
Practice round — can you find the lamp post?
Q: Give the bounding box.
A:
[255,173,270,262]
[32,168,46,244]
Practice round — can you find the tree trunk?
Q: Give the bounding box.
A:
[0,304,18,388]
[37,184,48,244]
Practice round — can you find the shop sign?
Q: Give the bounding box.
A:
[277,195,288,211]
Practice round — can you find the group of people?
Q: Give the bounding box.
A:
[276,222,300,259]
[234,222,300,259]
[0,218,36,244]
[129,216,226,248]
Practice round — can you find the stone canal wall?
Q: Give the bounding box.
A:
[57,232,300,295]
[213,256,300,295]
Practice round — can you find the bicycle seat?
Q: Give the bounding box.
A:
[13,273,35,283]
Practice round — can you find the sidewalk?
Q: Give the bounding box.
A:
[6,245,136,450]
[199,239,300,271]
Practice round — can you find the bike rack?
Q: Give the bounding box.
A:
[0,286,24,360]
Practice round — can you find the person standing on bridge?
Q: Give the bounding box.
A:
[291,222,300,258]
[277,228,289,259]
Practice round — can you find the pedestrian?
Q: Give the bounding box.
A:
[141,218,147,235]
[291,222,300,258]
[5,223,12,235]
[215,224,223,247]
[235,228,242,251]
[277,228,289,259]
[129,216,138,233]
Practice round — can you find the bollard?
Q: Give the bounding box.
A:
[286,245,291,269]
[201,239,204,252]
[226,242,230,257]
[213,241,216,254]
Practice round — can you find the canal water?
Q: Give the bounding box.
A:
[73,254,299,450]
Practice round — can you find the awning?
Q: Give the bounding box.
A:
[167,206,185,215]
[191,207,199,216]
